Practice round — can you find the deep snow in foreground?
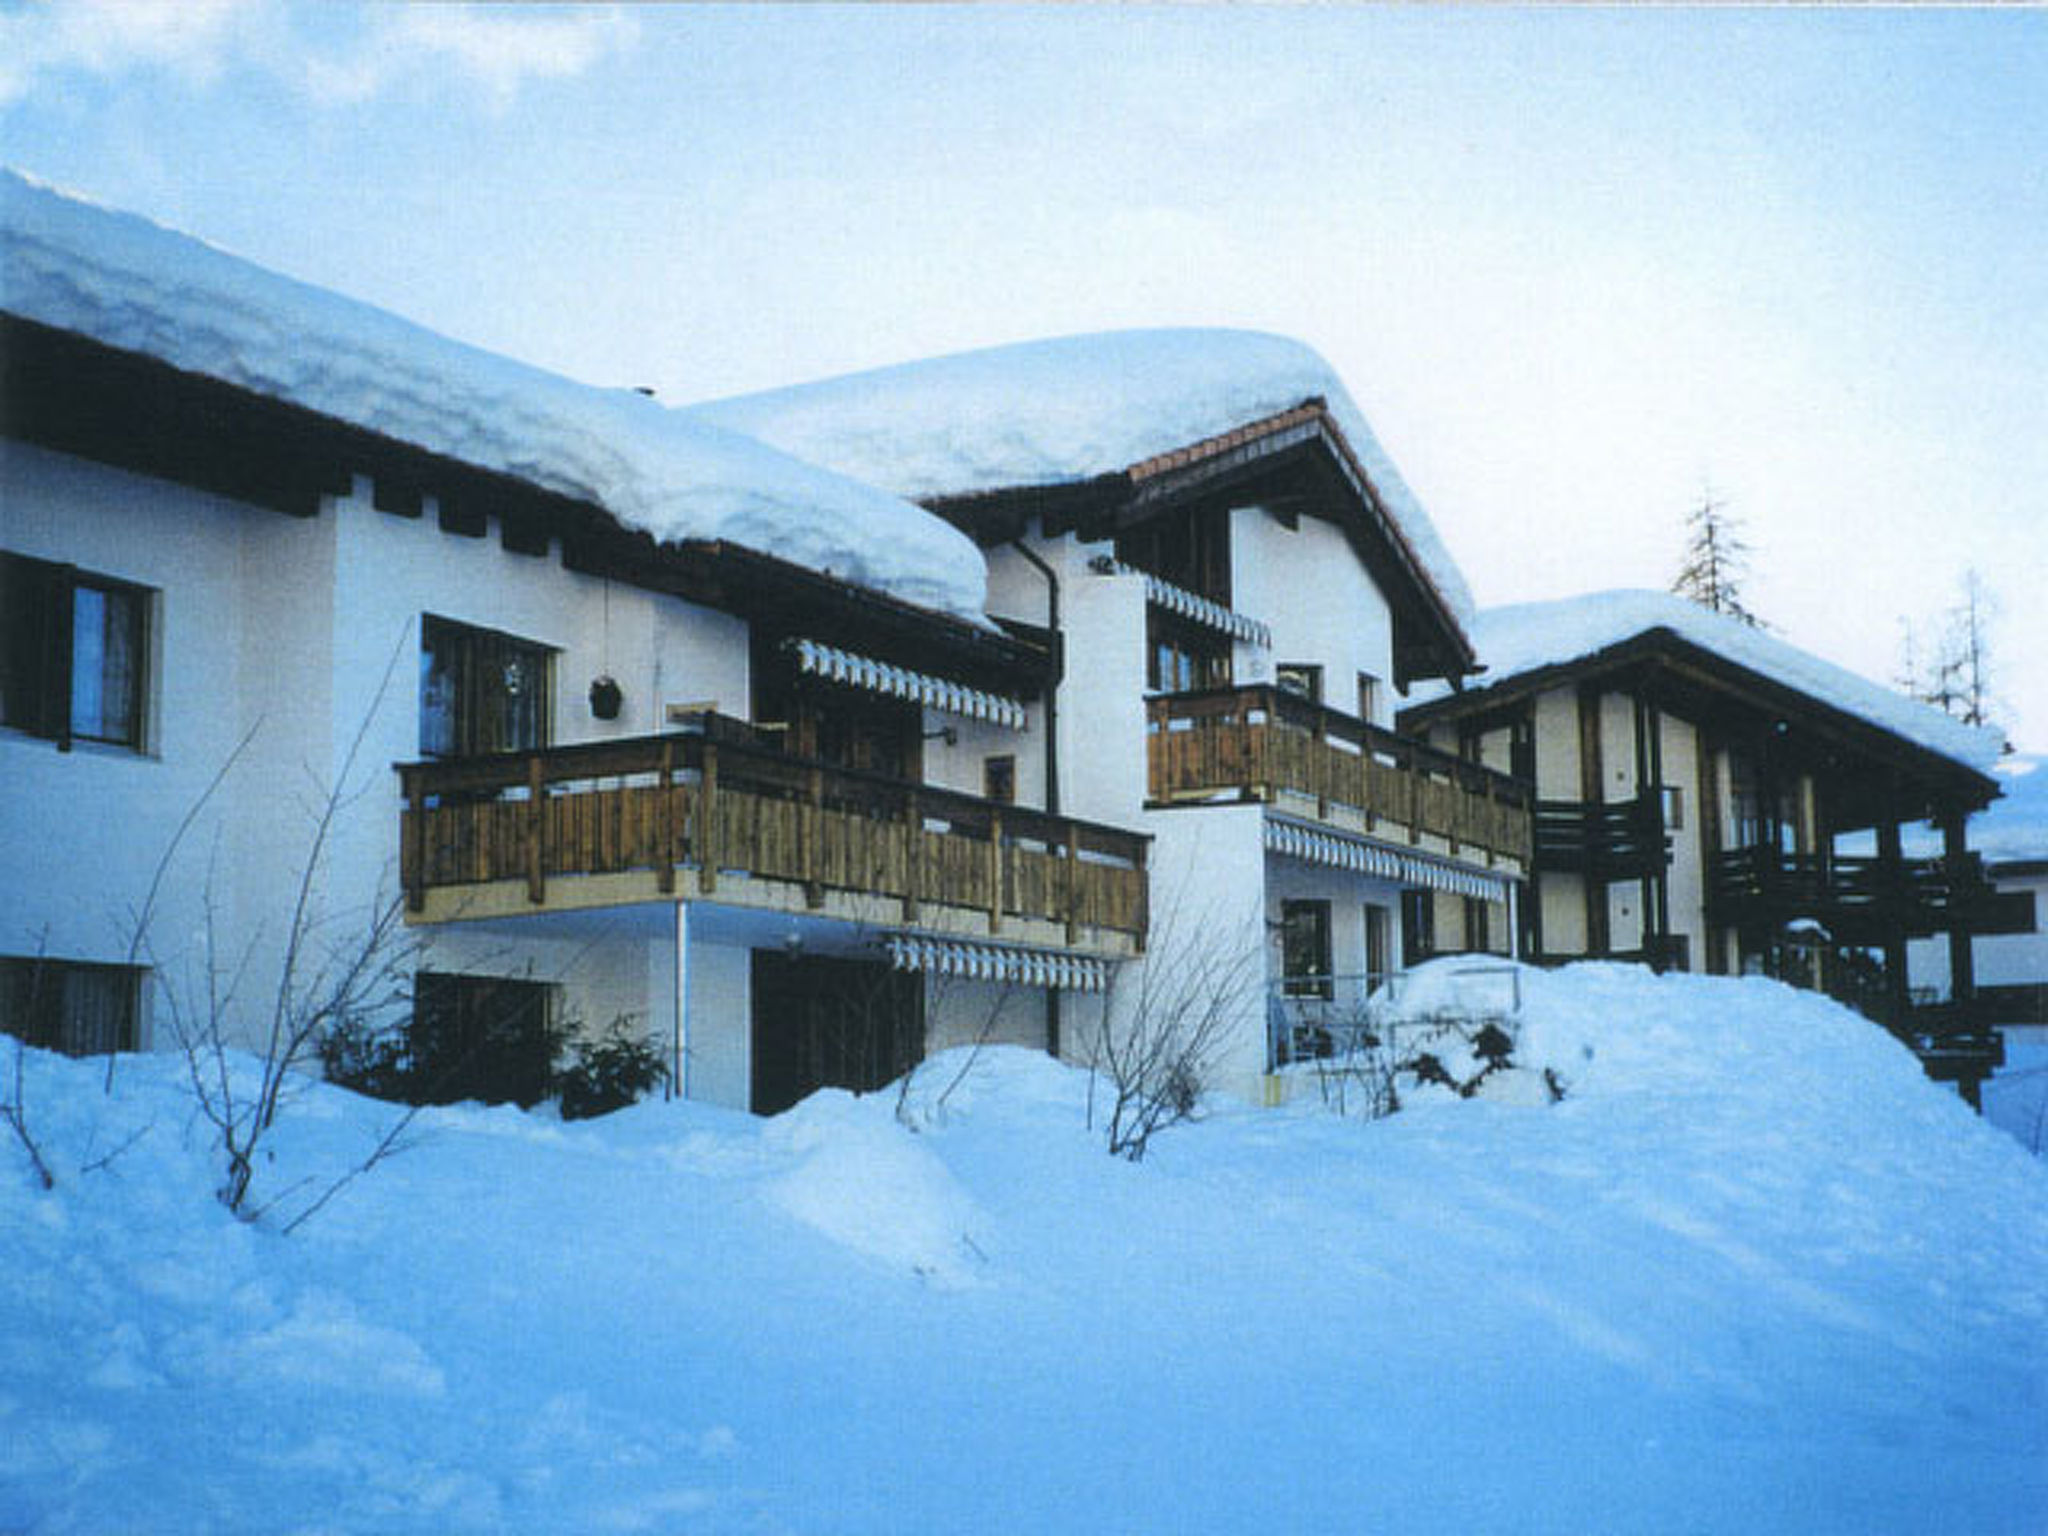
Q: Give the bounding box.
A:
[5,965,2046,1534]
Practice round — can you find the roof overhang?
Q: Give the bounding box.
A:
[1,313,1044,696]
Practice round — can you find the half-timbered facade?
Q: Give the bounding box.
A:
[1399,591,2008,1102]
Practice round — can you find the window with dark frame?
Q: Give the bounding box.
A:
[1280,899,1333,999]
[1145,608,1231,694]
[1364,903,1392,990]
[420,615,553,759]
[1,552,150,752]
[1114,503,1231,605]
[983,754,1016,805]
[0,956,141,1056]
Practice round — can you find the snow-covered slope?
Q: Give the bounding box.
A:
[4,964,2044,1533]
[686,327,1477,627]
[1436,589,2004,773]
[0,169,989,622]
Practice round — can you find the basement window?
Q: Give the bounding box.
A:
[0,956,141,1056]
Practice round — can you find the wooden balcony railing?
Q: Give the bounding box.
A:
[1145,686,1532,866]
[1707,846,1989,940]
[1534,794,1670,879]
[399,716,1149,947]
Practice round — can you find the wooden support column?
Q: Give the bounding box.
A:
[1065,823,1082,945]
[1578,686,1608,956]
[1878,815,1911,1026]
[1942,812,1978,1005]
[804,766,825,909]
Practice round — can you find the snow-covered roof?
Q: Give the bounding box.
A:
[684,328,1476,627]
[0,169,988,623]
[1426,589,2005,775]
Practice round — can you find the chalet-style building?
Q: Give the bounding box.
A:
[691,333,1533,1095]
[0,171,1147,1115]
[1398,591,2009,1102]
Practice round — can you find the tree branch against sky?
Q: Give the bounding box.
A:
[2,4,2042,746]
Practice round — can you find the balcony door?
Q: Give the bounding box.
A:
[751,951,923,1115]
[750,632,921,780]
[420,615,553,759]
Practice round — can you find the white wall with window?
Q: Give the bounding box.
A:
[1226,503,1395,726]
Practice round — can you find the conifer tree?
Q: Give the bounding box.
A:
[1671,491,1761,627]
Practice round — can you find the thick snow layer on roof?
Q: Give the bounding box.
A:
[1436,589,2005,774]
[0,170,988,622]
[686,328,1476,626]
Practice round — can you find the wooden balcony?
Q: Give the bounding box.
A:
[399,716,1148,952]
[1535,794,1670,880]
[1145,686,1532,868]
[1707,846,1989,942]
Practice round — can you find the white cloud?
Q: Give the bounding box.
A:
[0,0,254,106]
[0,2,638,112]
[304,7,639,111]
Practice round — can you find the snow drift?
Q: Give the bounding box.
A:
[2,964,2044,1532]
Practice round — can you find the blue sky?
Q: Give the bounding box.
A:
[5,3,2044,751]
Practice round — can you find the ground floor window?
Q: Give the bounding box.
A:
[1401,889,1436,968]
[0,956,140,1056]
[1364,903,1393,991]
[1280,900,1333,999]
[408,971,557,1107]
[751,952,923,1116]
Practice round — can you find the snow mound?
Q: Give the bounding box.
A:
[0,169,988,622]
[763,1090,988,1287]
[1424,589,2003,773]
[686,327,1475,626]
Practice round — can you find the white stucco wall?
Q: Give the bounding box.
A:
[1228,504,1395,722]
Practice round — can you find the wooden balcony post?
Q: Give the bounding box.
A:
[525,754,546,905]
[805,766,826,908]
[1065,822,1082,945]
[403,769,426,913]
[902,790,922,923]
[656,737,676,895]
[1942,811,1978,1007]
[988,808,1005,935]
[698,740,720,895]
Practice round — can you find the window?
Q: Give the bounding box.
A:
[1115,504,1231,605]
[420,615,553,758]
[1661,784,1685,830]
[1146,609,1231,694]
[1356,672,1382,725]
[1363,903,1392,990]
[983,754,1016,805]
[1280,900,1332,999]
[1401,889,1436,967]
[1276,664,1323,705]
[1,553,150,751]
[0,957,140,1056]
[408,972,556,1107]
[1463,896,1493,953]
